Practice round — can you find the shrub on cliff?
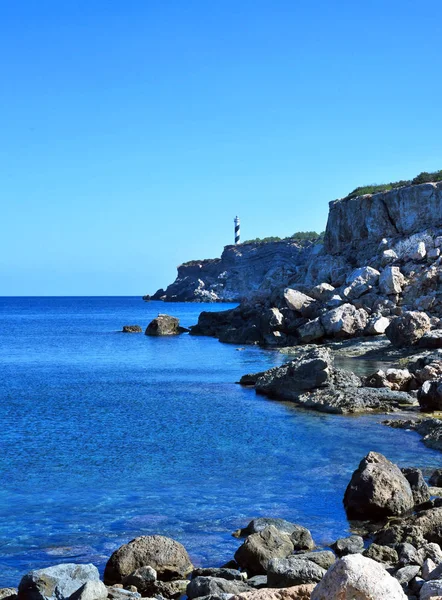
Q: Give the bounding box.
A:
[345,168,442,200]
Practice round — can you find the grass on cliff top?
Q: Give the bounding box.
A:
[345,169,442,200]
[242,231,324,245]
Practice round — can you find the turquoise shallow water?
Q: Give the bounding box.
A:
[0,297,440,586]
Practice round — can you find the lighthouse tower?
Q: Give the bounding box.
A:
[234,216,240,245]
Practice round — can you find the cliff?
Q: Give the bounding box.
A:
[152,239,321,302]
[153,181,442,305]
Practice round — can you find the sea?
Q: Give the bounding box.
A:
[0,296,440,587]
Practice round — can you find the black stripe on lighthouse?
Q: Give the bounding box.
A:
[234,216,240,244]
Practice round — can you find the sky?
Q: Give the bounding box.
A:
[1,0,442,296]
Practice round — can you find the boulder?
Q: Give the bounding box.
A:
[364,315,390,335]
[121,566,157,594]
[310,554,407,599]
[103,535,194,584]
[186,577,251,599]
[234,526,294,575]
[296,318,325,344]
[309,283,335,302]
[232,585,316,600]
[233,519,314,550]
[284,289,315,315]
[295,551,335,570]
[420,579,442,600]
[363,543,398,564]
[419,330,442,349]
[321,304,368,338]
[418,379,442,411]
[106,588,141,600]
[191,568,245,581]
[145,315,185,336]
[343,451,414,520]
[330,535,364,557]
[381,249,398,266]
[430,470,442,487]
[18,564,99,600]
[0,590,17,600]
[122,325,142,333]
[401,467,430,505]
[267,557,326,587]
[394,565,420,585]
[379,266,406,295]
[254,348,332,400]
[68,581,107,600]
[385,311,431,347]
[342,266,380,300]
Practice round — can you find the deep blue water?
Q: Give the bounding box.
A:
[0,297,441,587]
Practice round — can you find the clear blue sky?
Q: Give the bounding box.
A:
[1,0,442,295]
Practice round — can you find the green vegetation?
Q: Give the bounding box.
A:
[243,231,324,245]
[345,169,442,200]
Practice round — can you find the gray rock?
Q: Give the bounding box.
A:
[429,469,442,487]
[418,379,442,411]
[344,451,414,520]
[191,569,244,581]
[381,249,398,266]
[401,467,430,505]
[122,566,157,594]
[365,315,390,335]
[18,564,99,600]
[68,581,107,600]
[0,590,17,600]
[296,551,335,570]
[420,579,442,600]
[233,518,312,542]
[311,554,407,599]
[186,577,250,600]
[309,283,335,302]
[419,330,442,349]
[234,525,294,575]
[321,303,368,338]
[244,575,267,589]
[296,318,325,343]
[103,535,194,584]
[331,535,364,557]
[106,588,141,600]
[363,543,398,564]
[267,557,326,587]
[122,325,142,333]
[394,565,420,585]
[397,542,420,567]
[284,289,315,315]
[379,266,406,295]
[342,266,380,300]
[145,315,184,336]
[385,311,431,347]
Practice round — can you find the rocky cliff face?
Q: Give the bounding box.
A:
[152,239,321,302]
[324,182,442,259]
[154,182,442,304]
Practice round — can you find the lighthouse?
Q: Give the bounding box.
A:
[234,216,240,245]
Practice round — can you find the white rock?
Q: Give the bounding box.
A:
[423,557,437,580]
[381,249,398,266]
[343,266,380,300]
[18,564,100,600]
[284,289,314,313]
[69,581,108,600]
[411,241,427,261]
[365,315,390,335]
[321,304,368,338]
[311,554,407,599]
[379,266,405,295]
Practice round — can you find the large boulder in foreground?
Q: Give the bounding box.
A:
[311,554,407,599]
[103,535,194,584]
[18,564,99,600]
[385,311,431,347]
[234,526,294,575]
[145,314,185,336]
[343,451,414,520]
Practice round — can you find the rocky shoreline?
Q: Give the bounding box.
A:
[6,450,442,600]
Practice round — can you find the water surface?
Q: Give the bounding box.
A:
[0,297,439,586]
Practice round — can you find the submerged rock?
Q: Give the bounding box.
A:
[343,451,414,520]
